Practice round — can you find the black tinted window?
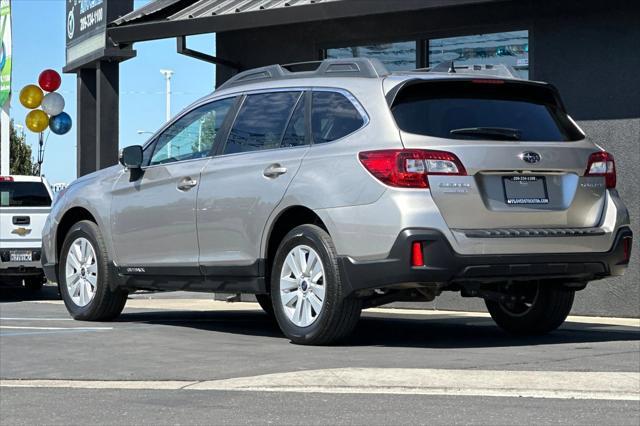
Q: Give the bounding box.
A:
[391,81,583,141]
[0,182,51,207]
[224,92,301,155]
[311,92,364,144]
[281,96,307,148]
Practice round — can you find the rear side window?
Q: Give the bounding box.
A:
[224,91,301,155]
[311,91,365,144]
[0,182,51,207]
[391,81,584,141]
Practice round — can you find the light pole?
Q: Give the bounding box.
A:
[159,69,174,123]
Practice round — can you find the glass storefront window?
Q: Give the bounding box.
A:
[429,31,529,79]
[326,41,417,71]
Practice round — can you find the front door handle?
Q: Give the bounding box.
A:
[263,164,287,178]
[177,177,198,191]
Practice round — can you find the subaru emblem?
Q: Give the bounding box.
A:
[520,151,541,164]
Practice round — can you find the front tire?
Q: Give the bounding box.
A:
[59,220,128,321]
[485,283,575,335]
[271,224,361,345]
[255,293,275,317]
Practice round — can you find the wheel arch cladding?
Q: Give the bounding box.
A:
[56,207,98,263]
[265,206,328,291]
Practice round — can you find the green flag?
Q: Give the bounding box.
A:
[0,0,11,107]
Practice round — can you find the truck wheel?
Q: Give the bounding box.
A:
[485,284,575,335]
[24,275,45,291]
[59,220,128,321]
[271,224,361,345]
[255,294,275,317]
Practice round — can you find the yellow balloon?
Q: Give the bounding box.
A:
[20,84,44,109]
[25,109,49,133]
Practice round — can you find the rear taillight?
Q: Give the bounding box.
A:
[359,149,467,188]
[0,176,14,182]
[585,151,616,188]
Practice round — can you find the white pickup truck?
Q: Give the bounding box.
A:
[1,175,53,290]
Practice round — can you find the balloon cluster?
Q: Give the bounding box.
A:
[19,69,72,135]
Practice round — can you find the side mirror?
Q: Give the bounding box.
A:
[119,145,143,169]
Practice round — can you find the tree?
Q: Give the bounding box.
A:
[8,119,35,175]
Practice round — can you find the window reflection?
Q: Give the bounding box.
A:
[429,31,529,79]
[326,41,417,71]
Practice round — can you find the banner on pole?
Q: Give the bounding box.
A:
[0,0,11,106]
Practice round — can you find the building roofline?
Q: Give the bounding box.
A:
[108,0,508,44]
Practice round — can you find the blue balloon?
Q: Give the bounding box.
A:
[49,112,72,135]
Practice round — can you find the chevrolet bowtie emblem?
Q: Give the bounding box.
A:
[12,227,32,237]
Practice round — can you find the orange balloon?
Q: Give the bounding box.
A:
[25,109,49,133]
[19,84,44,109]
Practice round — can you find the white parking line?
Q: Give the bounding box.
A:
[2,368,638,401]
[0,326,112,331]
[0,317,74,321]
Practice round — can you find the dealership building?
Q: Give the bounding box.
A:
[65,0,639,316]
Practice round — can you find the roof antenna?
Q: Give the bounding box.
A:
[448,61,456,73]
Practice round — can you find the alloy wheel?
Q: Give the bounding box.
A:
[65,237,98,307]
[279,245,325,327]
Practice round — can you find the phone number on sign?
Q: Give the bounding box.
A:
[80,8,103,32]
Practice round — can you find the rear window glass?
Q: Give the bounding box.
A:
[391,81,583,141]
[0,181,51,207]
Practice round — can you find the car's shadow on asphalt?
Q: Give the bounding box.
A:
[117,309,640,349]
[0,284,60,303]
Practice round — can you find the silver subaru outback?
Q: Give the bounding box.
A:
[41,58,632,345]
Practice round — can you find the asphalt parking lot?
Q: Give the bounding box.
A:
[1,284,639,425]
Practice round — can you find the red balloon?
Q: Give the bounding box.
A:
[38,69,61,92]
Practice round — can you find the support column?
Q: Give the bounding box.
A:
[96,60,119,170]
[76,68,97,176]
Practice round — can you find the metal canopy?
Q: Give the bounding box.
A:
[108,0,503,44]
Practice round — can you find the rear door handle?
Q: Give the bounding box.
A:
[263,164,287,178]
[177,177,198,191]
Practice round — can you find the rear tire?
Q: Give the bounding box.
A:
[271,224,361,345]
[24,275,45,291]
[485,283,575,335]
[59,220,128,321]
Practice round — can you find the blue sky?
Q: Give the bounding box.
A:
[11,0,217,184]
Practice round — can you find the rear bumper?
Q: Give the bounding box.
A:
[339,227,633,294]
[0,248,43,274]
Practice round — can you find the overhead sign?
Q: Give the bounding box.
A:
[0,0,11,106]
[66,0,106,66]
[65,0,133,70]
[66,0,105,45]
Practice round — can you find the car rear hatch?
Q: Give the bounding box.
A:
[387,78,608,229]
[0,178,52,251]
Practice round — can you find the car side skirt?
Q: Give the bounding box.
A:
[113,260,267,294]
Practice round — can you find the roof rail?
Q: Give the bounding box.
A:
[427,62,521,79]
[217,58,390,90]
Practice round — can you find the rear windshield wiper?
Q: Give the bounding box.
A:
[449,127,521,140]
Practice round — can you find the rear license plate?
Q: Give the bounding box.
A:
[10,251,32,262]
[503,176,549,204]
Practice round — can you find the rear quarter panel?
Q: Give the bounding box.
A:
[261,80,403,257]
